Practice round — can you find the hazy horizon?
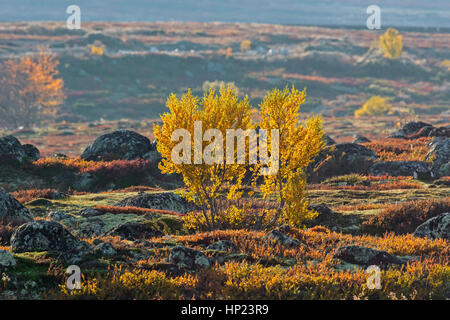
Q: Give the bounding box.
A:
[0,0,449,28]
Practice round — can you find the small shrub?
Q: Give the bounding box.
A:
[363,138,430,162]
[11,188,62,203]
[379,28,403,59]
[362,198,450,235]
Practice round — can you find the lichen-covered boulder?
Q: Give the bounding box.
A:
[10,221,91,264]
[168,245,210,269]
[0,135,39,163]
[368,161,433,179]
[413,213,450,240]
[0,250,16,271]
[0,188,34,225]
[308,143,378,181]
[335,245,407,267]
[81,129,155,161]
[426,137,450,177]
[115,192,195,214]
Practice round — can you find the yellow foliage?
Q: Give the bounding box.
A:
[441,59,450,71]
[0,50,64,128]
[90,45,104,56]
[154,86,253,229]
[354,96,392,117]
[240,40,252,52]
[257,86,324,228]
[379,28,403,59]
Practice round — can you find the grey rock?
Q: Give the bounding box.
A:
[426,137,450,178]
[0,136,40,163]
[323,134,336,146]
[0,250,16,271]
[413,213,450,240]
[369,161,433,179]
[168,245,210,269]
[93,242,116,257]
[352,135,371,144]
[48,211,70,222]
[0,188,34,225]
[81,129,155,161]
[115,192,195,214]
[265,230,301,247]
[207,240,235,252]
[79,207,102,218]
[308,143,378,181]
[335,245,407,267]
[306,204,340,227]
[10,221,92,264]
[22,144,40,161]
[0,135,27,163]
[107,222,164,240]
[402,121,432,136]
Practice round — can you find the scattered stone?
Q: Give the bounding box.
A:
[264,230,301,247]
[0,188,34,225]
[0,135,27,163]
[93,242,116,257]
[402,121,432,136]
[0,250,16,271]
[115,192,195,214]
[22,144,40,161]
[323,134,336,146]
[352,135,371,144]
[425,137,450,178]
[81,129,155,161]
[48,211,70,222]
[168,245,210,269]
[334,245,406,267]
[0,136,40,163]
[79,207,103,218]
[308,143,378,181]
[368,161,433,179]
[388,122,449,140]
[413,213,450,240]
[10,221,92,264]
[207,240,235,252]
[107,222,164,240]
[306,204,340,227]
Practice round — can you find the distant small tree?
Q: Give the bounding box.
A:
[0,51,64,129]
[354,96,392,117]
[90,45,104,56]
[379,28,403,59]
[240,40,252,52]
